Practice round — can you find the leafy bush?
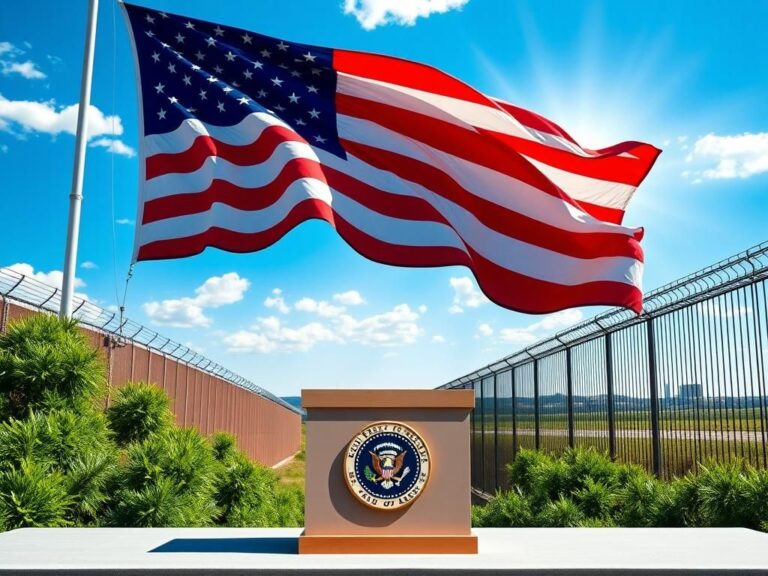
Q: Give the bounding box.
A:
[476,448,768,531]
[0,315,105,418]
[0,460,71,530]
[107,382,173,446]
[0,314,303,531]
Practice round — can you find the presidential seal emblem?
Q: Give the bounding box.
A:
[344,421,431,511]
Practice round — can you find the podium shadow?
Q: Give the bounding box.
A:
[150,537,298,554]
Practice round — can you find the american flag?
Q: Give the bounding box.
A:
[122,3,659,314]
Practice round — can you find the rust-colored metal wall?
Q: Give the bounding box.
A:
[0,298,301,467]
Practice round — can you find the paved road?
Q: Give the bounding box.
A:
[491,428,766,442]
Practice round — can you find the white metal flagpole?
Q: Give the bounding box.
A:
[60,0,99,319]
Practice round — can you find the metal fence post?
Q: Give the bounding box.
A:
[493,372,499,491]
[511,367,518,457]
[566,347,574,448]
[647,318,662,476]
[606,332,616,460]
[533,359,540,451]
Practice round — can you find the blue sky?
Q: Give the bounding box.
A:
[1,0,766,396]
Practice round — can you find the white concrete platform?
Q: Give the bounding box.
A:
[0,527,767,574]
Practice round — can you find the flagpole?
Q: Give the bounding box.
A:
[60,0,99,319]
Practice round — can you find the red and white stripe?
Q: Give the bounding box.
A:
[134,50,656,314]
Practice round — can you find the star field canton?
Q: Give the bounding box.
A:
[127,3,344,157]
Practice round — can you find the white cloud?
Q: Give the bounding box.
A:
[448,276,489,313]
[418,304,428,314]
[225,294,424,353]
[0,42,16,56]
[477,323,494,337]
[335,304,421,346]
[115,218,134,225]
[498,309,584,347]
[80,261,98,270]
[264,288,291,314]
[294,297,346,318]
[142,272,250,328]
[225,317,339,353]
[2,60,45,79]
[5,262,88,300]
[343,0,469,30]
[696,301,751,318]
[685,132,768,182]
[0,94,124,140]
[332,290,366,306]
[432,334,446,344]
[89,137,135,157]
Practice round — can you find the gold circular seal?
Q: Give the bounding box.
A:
[343,421,431,511]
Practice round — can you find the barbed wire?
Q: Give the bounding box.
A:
[0,267,303,415]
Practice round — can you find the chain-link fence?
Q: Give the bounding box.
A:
[439,241,768,490]
[0,266,302,416]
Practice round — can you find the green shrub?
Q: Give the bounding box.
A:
[107,382,173,446]
[214,454,279,527]
[537,495,584,527]
[108,477,213,528]
[65,451,116,525]
[694,462,753,527]
[0,315,105,418]
[0,460,71,530]
[506,449,552,493]
[211,432,238,462]
[473,487,534,527]
[275,484,304,527]
[573,478,613,519]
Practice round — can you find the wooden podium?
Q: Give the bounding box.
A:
[299,389,477,554]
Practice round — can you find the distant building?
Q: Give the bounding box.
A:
[679,384,703,403]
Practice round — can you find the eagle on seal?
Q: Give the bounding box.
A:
[369,450,406,483]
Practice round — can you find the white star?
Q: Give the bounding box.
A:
[311,68,322,76]
[191,64,201,71]
[290,70,301,78]
[214,25,225,37]
[225,51,236,62]
[168,96,178,104]
[214,65,223,74]
[260,48,271,58]
[238,96,250,105]
[314,135,327,144]
[274,104,285,112]
[151,52,161,63]
[175,51,184,59]
[145,30,155,38]
[207,75,218,83]
[288,92,300,104]
[154,82,165,93]
[145,14,155,24]
[295,118,306,126]
[307,85,319,94]
[243,69,253,80]
[206,37,217,47]
[270,76,283,87]
[157,108,166,119]
[194,50,205,61]
[199,89,207,100]
[253,60,264,69]
[217,101,225,112]
[160,42,170,49]
[256,89,267,98]
[308,108,320,119]
[277,63,288,69]
[175,33,185,44]
[159,12,168,18]
[276,41,289,51]
[222,86,233,93]
[182,74,192,86]
[242,32,253,44]
[185,21,195,29]
[167,63,176,73]
[188,107,196,113]
[303,51,316,62]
